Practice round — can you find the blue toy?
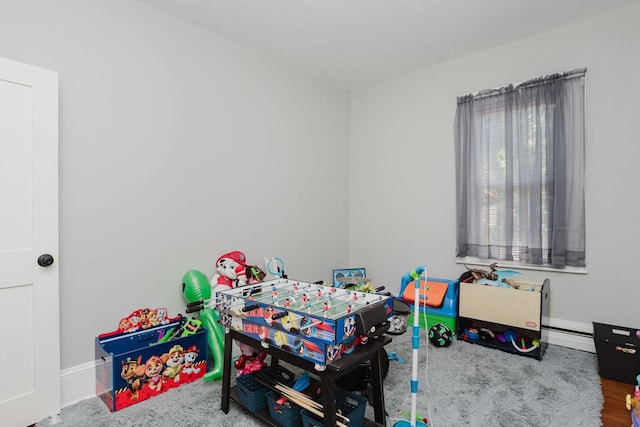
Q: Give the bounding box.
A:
[394,266,428,427]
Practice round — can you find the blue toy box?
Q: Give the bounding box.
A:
[95,309,207,412]
[399,277,459,332]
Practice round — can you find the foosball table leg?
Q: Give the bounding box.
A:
[220,330,234,413]
[320,375,338,427]
[370,348,387,426]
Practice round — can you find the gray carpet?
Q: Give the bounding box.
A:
[37,330,603,427]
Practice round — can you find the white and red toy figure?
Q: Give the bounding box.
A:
[211,250,266,361]
[211,250,248,293]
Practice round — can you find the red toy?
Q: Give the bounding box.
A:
[211,250,267,375]
[211,250,266,293]
[211,251,249,292]
[234,344,267,376]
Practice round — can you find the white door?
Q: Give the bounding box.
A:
[0,57,60,427]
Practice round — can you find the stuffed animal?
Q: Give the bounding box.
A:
[211,251,248,293]
[211,250,266,294]
[234,343,267,376]
[210,250,266,371]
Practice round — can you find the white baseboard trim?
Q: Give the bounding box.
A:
[60,361,96,408]
[58,318,596,408]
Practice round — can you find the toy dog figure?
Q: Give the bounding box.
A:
[182,345,201,375]
[162,344,185,383]
[144,356,164,392]
[120,356,146,400]
[211,251,248,292]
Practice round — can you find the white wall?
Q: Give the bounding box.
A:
[350,4,640,331]
[0,0,351,369]
[2,0,638,385]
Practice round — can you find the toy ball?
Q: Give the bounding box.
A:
[428,323,453,347]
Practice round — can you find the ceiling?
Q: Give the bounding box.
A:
[139,0,639,90]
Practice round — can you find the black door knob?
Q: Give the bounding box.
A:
[37,254,55,267]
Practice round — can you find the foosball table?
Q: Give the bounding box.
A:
[215,278,392,369]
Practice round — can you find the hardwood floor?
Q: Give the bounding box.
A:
[601,377,636,427]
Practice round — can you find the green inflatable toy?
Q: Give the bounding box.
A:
[182,270,225,382]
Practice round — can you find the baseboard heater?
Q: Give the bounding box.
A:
[542,324,596,353]
[543,324,593,337]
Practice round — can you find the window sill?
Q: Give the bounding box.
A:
[455,257,588,275]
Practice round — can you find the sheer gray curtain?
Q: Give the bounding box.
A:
[454,68,586,268]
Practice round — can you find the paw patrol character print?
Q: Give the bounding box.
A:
[156,307,170,325]
[182,345,201,375]
[161,344,184,383]
[120,355,146,400]
[128,313,142,332]
[139,308,154,329]
[144,355,164,392]
[343,315,356,338]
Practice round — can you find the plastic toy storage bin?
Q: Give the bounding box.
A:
[266,390,303,427]
[300,388,367,427]
[236,365,295,413]
[95,320,207,412]
[400,277,459,333]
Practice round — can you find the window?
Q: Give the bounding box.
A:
[454,69,586,268]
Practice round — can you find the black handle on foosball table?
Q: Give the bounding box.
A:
[185,304,203,314]
[374,286,386,292]
[242,304,260,312]
[271,311,288,320]
[186,299,204,308]
[241,287,263,298]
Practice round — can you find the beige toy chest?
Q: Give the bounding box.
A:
[457,278,549,360]
[459,278,549,331]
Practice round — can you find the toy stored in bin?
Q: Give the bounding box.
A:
[388,298,412,335]
[236,365,296,413]
[400,277,458,333]
[266,390,303,427]
[95,310,207,412]
[300,388,367,427]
